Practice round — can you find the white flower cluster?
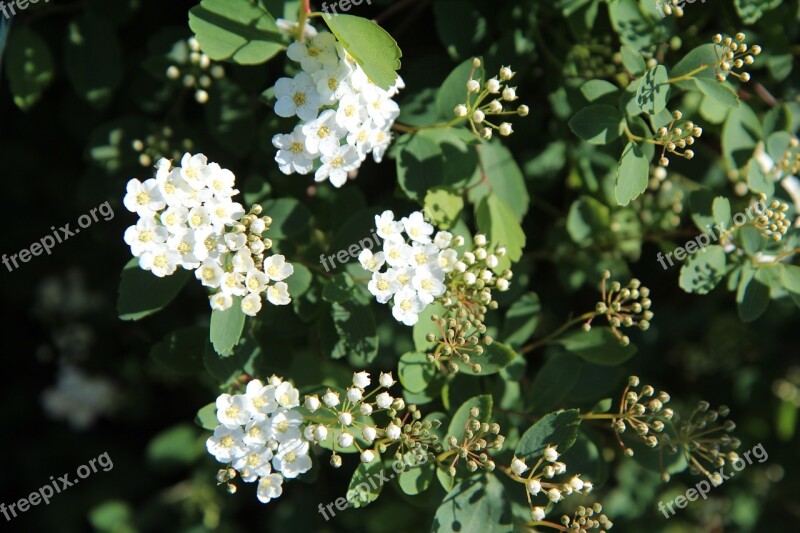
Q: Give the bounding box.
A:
[271,31,404,187]
[304,371,399,465]
[361,210,459,326]
[41,365,115,430]
[508,447,595,523]
[123,153,293,316]
[206,377,312,504]
[165,37,225,104]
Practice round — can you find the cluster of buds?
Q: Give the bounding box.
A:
[712,33,760,83]
[454,58,528,139]
[230,205,274,273]
[753,194,791,242]
[303,371,440,467]
[165,36,226,104]
[443,406,503,475]
[656,111,702,167]
[131,127,195,168]
[506,446,594,524]
[587,272,653,346]
[662,400,740,485]
[611,376,672,457]
[426,236,511,374]
[772,137,800,177]
[656,0,686,17]
[557,504,614,532]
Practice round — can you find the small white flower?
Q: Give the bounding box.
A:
[273,439,312,478]
[139,245,181,277]
[270,409,304,443]
[124,178,165,218]
[360,449,376,463]
[243,417,272,446]
[256,473,284,503]
[368,271,400,304]
[401,212,434,243]
[266,282,291,305]
[379,372,396,388]
[206,425,245,463]
[304,395,321,412]
[196,260,224,288]
[315,144,360,188]
[274,72,321,122]
[245,270,269,294]
[302,109,344,157]
[335,93,367,132]
[263,255,294,281]
[232,445,273,481]
[437,249,459,273]
[511,457,528,476]
[245,379,278,415]
[274,382,300,408]
[358,249,385,273]
[313,424,328,442]
[273,127,314,175]
[322,390,340,408]
[384,241,412,268]
[411,266,446,305]
[352,371,371,389]
[224,232,247,251]
[543,446,559,462]
[434,231,453,249]
[375,392,394,409]
[210,292,233,310]
[180,153,214,191]
[313,62,354,104]
[362,426,377,442]
[375,210,404,243]
[216,393,251,428]
[385,423,401,440]
[220,272,246,296]
[346,387,363,403]
[241,292,263,316]
[124,218,168,257]
[286,32,338,72]
[232,248,255,273]
[338,432,354,448]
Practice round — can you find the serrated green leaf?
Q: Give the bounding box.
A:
[694,77,739,109]
[210,298,246,356]
[679,245,727,294]
[636,65,669,115]
[323,14,401,90]
[424,188,464,230]
[398,352,435,393]
[446,395,492,444]
[431,474,511,533]
[117,259,191,321]
[189,0,283,64]
[568,104,624,145]
[620,45,646,76]
[499,293,541,349]
[615,141,649,206]
[475,193,525,269]
[515,409,582,460]
[346,452,384,507]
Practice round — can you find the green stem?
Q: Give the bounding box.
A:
[520,312,596,354]
[666,64,710,84]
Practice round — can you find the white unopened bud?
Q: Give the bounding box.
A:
[360,450,376,463]
[338,412,353,426]
[362,426,377,442]
[454,104,468,117]
[304,395,321,412]
[360,403,373,416]
[386,423,401,440]
[499,123,513,136]
[313,424,328,441]
[353,371,371,389]
[502,86,517,101]
[499,66,515,81]
[527,479,542,495]
[322,390,340,408]
[379,372,396,388]
[486,78,501,93]
[338,432,354,448]
[346,387,363,403]
[467,79,480,93]
[472,110,485,123]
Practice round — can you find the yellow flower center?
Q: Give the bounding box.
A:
[284,451,297,463]
[225,406,239,420]
[139,231,152,243]
[153,255,168,268]
[136,192,150,205]
[290,142,304,154]
[327,78,338,90]
[421,279,433,291]
[307,46,320,57]
[247,454,261,467]
[399,299,412,311]
[276,420,290,433]
[293,91,307,106]
[317,126,330,138]
[330,156,344,168]
[220,435,234,448]
[178,242,191,254]
[376,279,389,291]
[190,214,203,226]
[202,267,216,281]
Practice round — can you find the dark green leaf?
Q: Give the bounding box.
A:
[117,259,191,321]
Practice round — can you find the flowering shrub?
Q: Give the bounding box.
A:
[4,0,800,532]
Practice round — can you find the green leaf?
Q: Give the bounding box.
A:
[395,128,479,201]
[567,195,610,245]
[413,302,447,352]
[424,188,464,230]
[188,0,283,64]
[580,79,619,105]
[636,65,670,115]
[286,263,312,297]
[117,259,191,321]
[327,302,379,364]
[608,0,653,50]
[747,157,774,196]
[446,395,493,444]
[734,0,781,24]
[454,341,517,376]
[737,264,771,322]
[433,0,487,60]
[432,474,511,533]
[782,265,800,294]
[568,104,624,145]
[559,327,637,366]
[262,198,311,239]
[436,58,484,119]
[615,141,649,206]
[322,14,401,90]
[322,272,356,304]
[346,452,384,507]
[210,298,246,356]
[679,245,727,294]
[712,196,732,227]
[671,44,722,90]
[195,402,218,430]
[722,103,762,170]
[205,78,256,157]
[694,77,739,109]
[467,142,530,219]
[398,352,436,393]
[64,14,123,108]
[515,409,582,460]
[146,424,204,468]
[475,193,526,268]
[499,293,541,349]
[527,353,583,414]
[620,45,646,77]
[397,457,435,495]
[203,334,253,383]
[150,326,206,375]
[4,26,54,110]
